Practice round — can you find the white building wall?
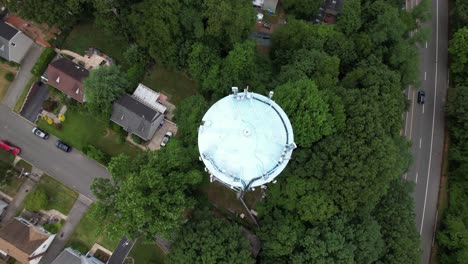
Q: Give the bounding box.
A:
[9,32,33,64]
[29,234,56,264]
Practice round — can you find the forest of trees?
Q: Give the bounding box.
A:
[437,0,468,262]
[2,0,432,262]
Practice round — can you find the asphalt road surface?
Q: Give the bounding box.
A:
[0,103,109,199]
[404,0,448,263]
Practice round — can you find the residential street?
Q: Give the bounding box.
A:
[0,103,109,200]
[3,44,43,108]
[404,0,448,263]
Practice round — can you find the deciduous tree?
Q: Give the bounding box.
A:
[166,210,254,264]
[91,143,203,240]
[83,65,130,118]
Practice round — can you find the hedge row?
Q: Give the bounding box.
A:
[31,47,56,76]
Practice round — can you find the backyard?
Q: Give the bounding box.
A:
[67,204,119,253]
[0,64,16,101]
[62,18,128,65]
[199,180,263,227]
[23,175,78,215]
[142,64,198,106]
[37,107,140,158]
[129,240,166,264]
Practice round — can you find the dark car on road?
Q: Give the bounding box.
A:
[417,90,425,104]
[55,140,72,152]
[32,127,49,139]
[0,140,20,155]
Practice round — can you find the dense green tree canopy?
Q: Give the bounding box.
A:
[83,65,130,118]
[166,211,254,264]
[274,79,343,147]
[91,144,203,240]
[449,27,468,86]
[3,0,84,27]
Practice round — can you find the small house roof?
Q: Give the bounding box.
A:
[0,21,18,41]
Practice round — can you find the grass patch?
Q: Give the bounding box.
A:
[14,159,32,173]
[0,150,14,164]
[0,160,24,197]
[14,77,38,113]
[37,108,140,158]
[63,18,128,65]
[67,204,119,252]
[0,176,25,197]
[129,240,166,264]
[198,180,262,227]
[26,175,78,215]
[0,65,14,101]
[142,64,198,105]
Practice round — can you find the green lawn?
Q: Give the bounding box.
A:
[0,159,25,197]
[62,18,129,65]
[33,175,78,215]
[142,64,198,105]
[14,77,38,113]
[37,108,140,158]
[0,65,14,102]
[67,204,119,253]
[129,240,166,264]
[15,160,32,173]
[0,150,14,164]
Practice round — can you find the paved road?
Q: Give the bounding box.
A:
[404,0,448,263]
[0,104,109,199]
[3,44,43,108]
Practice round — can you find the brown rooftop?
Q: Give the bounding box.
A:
[0,219,50,263]
[46,58,89,103]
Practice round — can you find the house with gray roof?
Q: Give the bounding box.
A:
[0,20,33,63]
[51,247,104,264]
[110,94,165,141]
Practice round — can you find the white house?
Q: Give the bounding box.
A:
[0,217,56,264]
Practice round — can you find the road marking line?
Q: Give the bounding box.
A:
[423,104,425,113]
[432,210,439,246]
[420,0,439,235]
[425,71,427,80]
[416,172,419,183]
[409,90,415,140]
[419,137,422,148]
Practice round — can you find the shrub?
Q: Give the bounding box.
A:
[43,222,62,234]
[42,100,57,112]
[59,114,65,122]
[83,144,110,165]
[111,122,121,132]
[126,64,146,89]
[4,72,14,81]
[54,123,62,130]
[31,48,56,76]
[47,117,53,125]
[131,133,143,144]
[24,188,48,211]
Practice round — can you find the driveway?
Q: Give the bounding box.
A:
[39,194,92,264]
[0,103,110,199]
[20,82,49,122]
[2,44,43,108]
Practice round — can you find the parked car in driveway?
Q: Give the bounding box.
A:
[55,140,72,152]
[0,140,20,155]
[160,132,173,147]
[32,127,49,139]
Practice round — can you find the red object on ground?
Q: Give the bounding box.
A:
[0,140,21,155]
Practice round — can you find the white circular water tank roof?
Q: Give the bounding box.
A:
[198,90,295,190]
